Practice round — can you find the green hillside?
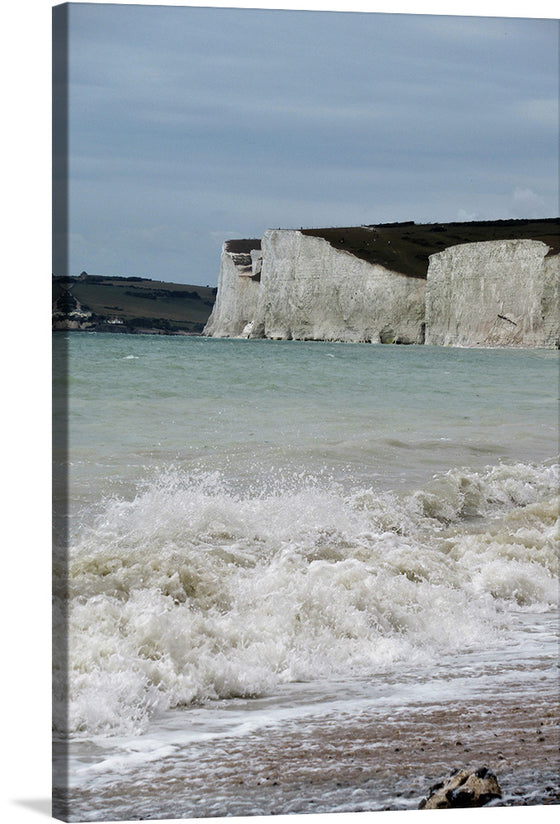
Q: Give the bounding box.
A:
[52,274,217,334]
[303,217,559,279]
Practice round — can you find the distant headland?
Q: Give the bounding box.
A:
[204,218,559,348]
[52,273,217,335]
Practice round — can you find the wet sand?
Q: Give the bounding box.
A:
[59,678,559,821]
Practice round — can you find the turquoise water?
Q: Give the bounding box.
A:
[53,333,559,820]
[59,333,558,501]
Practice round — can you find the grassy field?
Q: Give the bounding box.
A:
[302,218,559,279]
[52,275,217,333]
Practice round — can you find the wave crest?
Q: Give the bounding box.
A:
[56,461,559,736]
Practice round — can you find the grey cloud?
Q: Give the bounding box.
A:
[62,4,559,284]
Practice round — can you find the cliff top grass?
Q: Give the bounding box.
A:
[225,239,261,254]
[301,218,559,279]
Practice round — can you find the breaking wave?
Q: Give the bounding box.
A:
[54,461,559,737]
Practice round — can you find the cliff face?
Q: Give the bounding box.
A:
[425,240,559,348]
[203,226,559,349]
[204,230,426,344]
[258,230,426,342]
[203,240,262,338]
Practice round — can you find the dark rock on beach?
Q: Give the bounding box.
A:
[419,767,502,809]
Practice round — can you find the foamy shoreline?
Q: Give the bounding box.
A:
[55,669,559,820]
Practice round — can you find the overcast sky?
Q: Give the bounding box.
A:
[57,2,559,285]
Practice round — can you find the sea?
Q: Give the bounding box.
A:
[52,332,559,822]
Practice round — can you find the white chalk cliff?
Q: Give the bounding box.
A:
[204,229,426,344]
[203,227,559,348]
[425,239,559,348]
[202,240,262,338]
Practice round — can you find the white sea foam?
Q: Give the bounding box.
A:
[55,460,559,737]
